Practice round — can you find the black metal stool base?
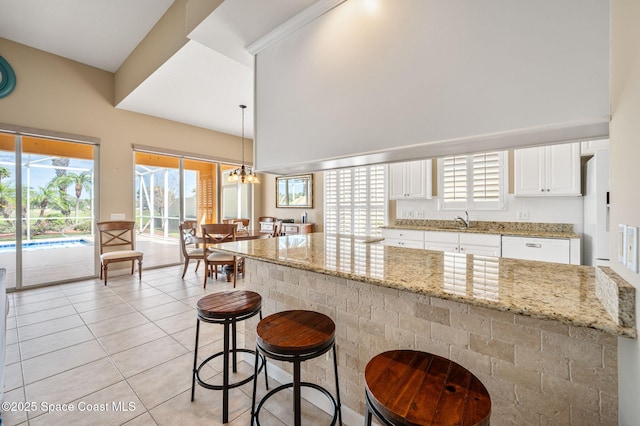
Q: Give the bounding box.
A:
[253,381,339,426]
[195,348,266,391]
[365,390,394,426]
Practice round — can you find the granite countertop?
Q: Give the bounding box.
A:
[383,220,581,239]
[214,233,635,338]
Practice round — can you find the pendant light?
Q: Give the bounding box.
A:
[227,105,259,184]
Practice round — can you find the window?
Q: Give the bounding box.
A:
[438,151,506,211]
[324,165,386,237]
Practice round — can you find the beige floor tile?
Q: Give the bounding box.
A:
[16,305,78,327]
[98,323,168,355]
[11,289,66,307]
[116,287,164,301]
[170,321,226,351]
[4,361,24,392]
[64,286,115,302]
[149,387,252,426]
[79,302,137,324]
[123,412,159,425]
[153,311,196,335]
[139,300,192,322]
[18,314,84,342]
[127,352,215,409]
[6,315,17,330]
[164,286,210,301]
[5,327,18,345]
[22,340,108,384]
[110,336,189,378]
[5,342,21,365]
[28,381,144,426]
[126,294,179,311]
[19,325,94,360]
[87,312,150,338]
[13,296,71,316]
[0,387,29,426]
[24,358,124,417]
[72,294,125,313]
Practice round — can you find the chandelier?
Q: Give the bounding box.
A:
[227,105,259,184]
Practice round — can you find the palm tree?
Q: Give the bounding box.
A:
[53,171,92,224]
[0,182,15,219]
[51,158,71,219]
[29,184,61,226]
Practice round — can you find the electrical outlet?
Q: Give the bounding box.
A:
[517,211,529,220]
[626,226,638,273]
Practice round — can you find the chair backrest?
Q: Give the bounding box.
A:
[201,223,236,251]
[179,221,198,256]
[96,221,136,254]
[258,216,276,223]
[271,220,283,238]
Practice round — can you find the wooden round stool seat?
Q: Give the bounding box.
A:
[251,310,342,426]
[197,290,261,321]
[191,290,267,424]
[256,309,336,356]
[365,350,491,426]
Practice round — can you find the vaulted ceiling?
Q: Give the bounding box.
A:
[0,0,319,138]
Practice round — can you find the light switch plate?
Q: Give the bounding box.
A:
[618,224,627,264]
[110,213,126,220]
[626,226,638,273]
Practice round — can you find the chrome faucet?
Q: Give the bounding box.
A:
[454,211,470,229]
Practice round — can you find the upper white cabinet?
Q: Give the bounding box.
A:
[514,143,581,196]
[389,160,432,199]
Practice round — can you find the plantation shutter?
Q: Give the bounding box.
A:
[472,152,501,202]
[324,165,386,237]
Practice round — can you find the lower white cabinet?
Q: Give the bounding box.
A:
[424,231,501,256]
[501,236,580,265]
[381,229,425,249]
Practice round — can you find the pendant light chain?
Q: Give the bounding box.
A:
[227,104,259,184]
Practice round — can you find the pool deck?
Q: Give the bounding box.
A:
[0,235,181,290]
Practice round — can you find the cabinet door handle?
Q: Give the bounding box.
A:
[526,243,542,248]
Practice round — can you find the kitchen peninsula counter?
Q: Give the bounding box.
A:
[214,233,634,424]
[215,233,633,337]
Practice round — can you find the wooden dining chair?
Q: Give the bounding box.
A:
[179,220,204,279]
[270,220,283,238]
[201,223,240,288]
[96,221,143,285]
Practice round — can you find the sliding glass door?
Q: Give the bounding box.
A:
[0,132,97,289]
[134,152,221,269]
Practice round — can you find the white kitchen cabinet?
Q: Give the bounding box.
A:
[381,229,425,249]
[389,160,432,199]
[514,143,581,196]
[424,231,501,256]
[501,236,580,265]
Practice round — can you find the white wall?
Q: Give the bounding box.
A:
[611,2,640,424]
[255,0,609,174]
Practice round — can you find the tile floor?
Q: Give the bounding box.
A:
[1,265,334,425]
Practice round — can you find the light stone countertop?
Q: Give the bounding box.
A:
[213,233,635,338]
[384,220,581,239]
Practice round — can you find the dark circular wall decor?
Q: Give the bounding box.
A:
[0,55,17,99]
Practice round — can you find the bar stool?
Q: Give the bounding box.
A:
[251,310,342,426]
[191,290,267,423]
[364,350,491,426]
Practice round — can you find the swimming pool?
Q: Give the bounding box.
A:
[0,239,92,253]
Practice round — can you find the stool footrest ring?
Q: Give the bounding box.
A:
[195,348,265,391]
[253,381,339,426]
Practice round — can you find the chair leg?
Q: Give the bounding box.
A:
[138,259,142,280]
[233,260,237,288]
[181,260,189,279]
[203,262,208,288]
[195,260,201,273]
[131,260,135,275]
[103,265,108,286]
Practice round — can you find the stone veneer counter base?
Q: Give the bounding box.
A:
[213,233,635,425]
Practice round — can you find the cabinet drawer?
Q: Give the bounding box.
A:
[424,231,459,244]
[459,233,501,246]
[382,229,424,241]
[501,236,570,264]
[259,222,275,233]
[382,238,425,249]
[282,224,299,234]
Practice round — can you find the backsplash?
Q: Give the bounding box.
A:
[395,219,575,234]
